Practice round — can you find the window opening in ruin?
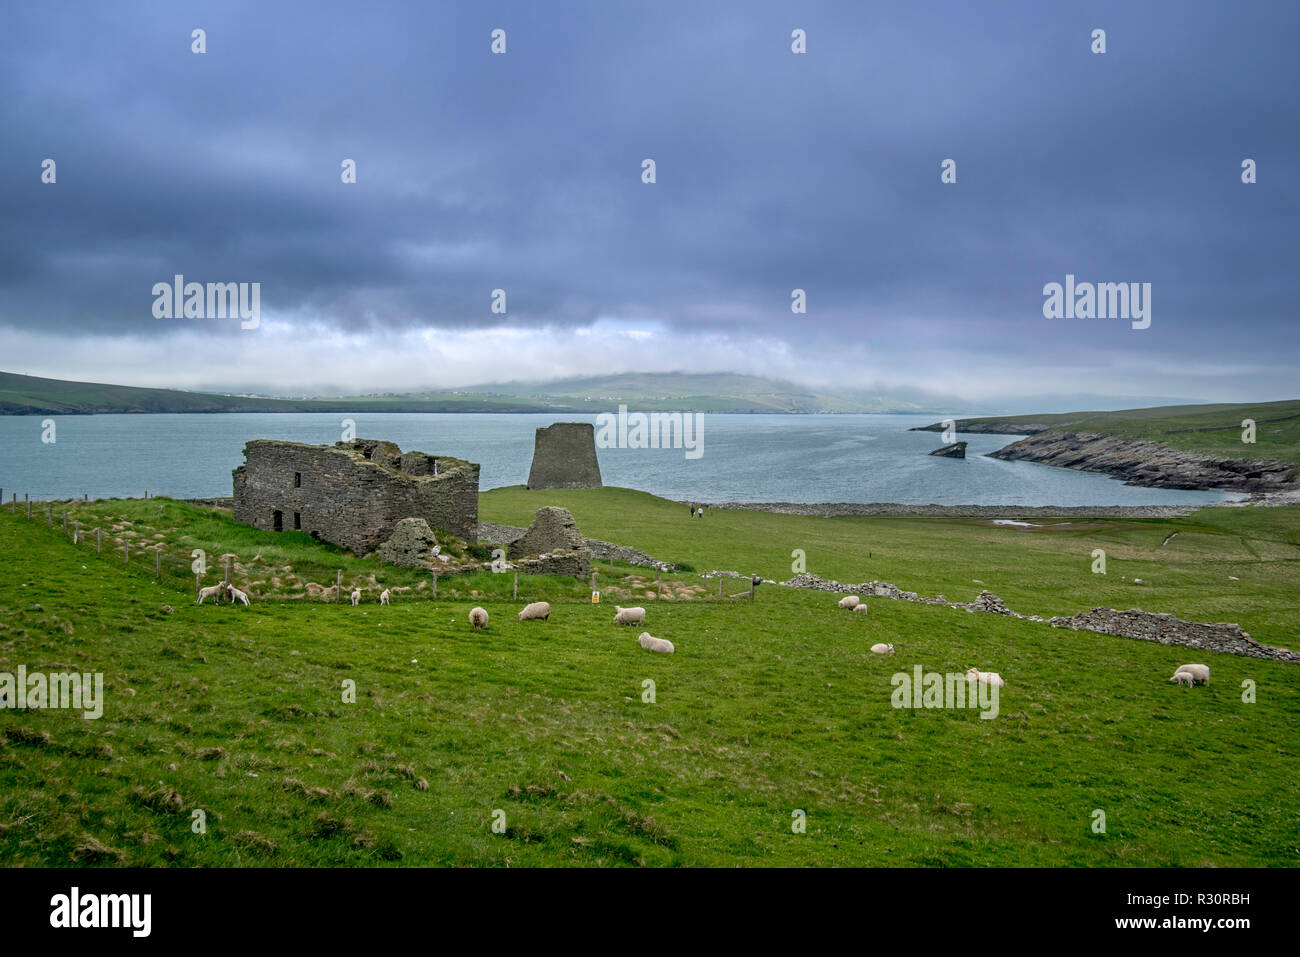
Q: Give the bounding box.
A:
[294,472,302,488]
[294,512,301,530]
[273,510,283,532]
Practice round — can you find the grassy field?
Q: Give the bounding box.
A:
[1,491,1298,866]
[924,399,1300,467]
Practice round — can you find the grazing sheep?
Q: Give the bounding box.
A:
[966,668,1006,687]
[838,595,861,609]
[852,603,869,614]
[226,584,251,606]
[469,606,489,629]
[869,643,894,654]
[197,584,224,605]
[638,632,674,654]
[518,601,551,621]
[1169,671,1195,687]
[613,606,646,625]
[350,589,361,606]
[1173,663,1210,685]
[379,589,391,605]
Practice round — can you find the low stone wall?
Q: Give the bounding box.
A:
[781,573,1298,664]
[476,521,675,570]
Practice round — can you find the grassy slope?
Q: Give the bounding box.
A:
[929,400,1300,467]
[1,494,1298,867]
[481,487,1300,646]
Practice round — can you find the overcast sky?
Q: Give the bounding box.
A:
[1,0,1296,410]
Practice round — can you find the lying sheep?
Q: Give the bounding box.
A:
[638,632,674,654]
[197,584,224,605]
[469,606,489,629]
[226,584,251,606]
[869,643,894,654]
[518,601,551,621]
[379,589,390,605]
[1169,671,1195,687]
[1173,663,1210,685]
[852,603,869,614]
[350,588,361,606]
[838,595,861,609]
[613,606,646,625]
[966,668,1006,687]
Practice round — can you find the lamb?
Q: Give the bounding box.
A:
[350,589,361,606]
[469,606,489,629]
[518,601,551,621]
[966,668,1006,687]
[613,606,646,625]
[1169,671,1195,687]
[852,603,869,614]
[197,584,224,605]
[638,632,674,654]
[869,643,894,654]
[379,589,390,605]
[226,584,251,606]
[838,595,860,609]
[1173,663,1210,685]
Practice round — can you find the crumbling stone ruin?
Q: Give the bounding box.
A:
[232,438,479,556]
[479,505,592,578]
[526,422,603,489]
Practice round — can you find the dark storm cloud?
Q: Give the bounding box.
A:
[0,0,1296,397]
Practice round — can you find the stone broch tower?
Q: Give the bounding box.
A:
[526,422,603,489]
[232,438,479,556]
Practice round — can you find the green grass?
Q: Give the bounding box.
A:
[930,399,1300,467]
[1,490,1298,867]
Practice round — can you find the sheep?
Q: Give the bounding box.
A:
[1173,663,1210,685]
[869,643,894,654]
[226,584,251,606]
[1169,671,1195,687]
[966,668,1006,687]
[613,606,646,625]
[518,601,551,621]
[469,606,488,629]
[379,589,391,605]
[852,603,869,614]
[197,584,225,604]
[838,595,861,609]
[350,588,361,606]
[638,632,674,654]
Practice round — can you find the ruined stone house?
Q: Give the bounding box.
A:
[231,438,479,556]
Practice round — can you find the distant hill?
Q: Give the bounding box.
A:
[0,371,960,415]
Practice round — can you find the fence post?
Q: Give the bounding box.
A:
[512,571,518,600]
[123,542,129,565]
[656,567,661,601]
[749,578,755,603]
[718,575,723,597]
[47,504,52,526]
[10,493,14,512]
[73,520,79,544]
[96,528,102,554]
[195,572,201,595]
[432,571,437,599]
[336,569,342,601]
[155,548,162,579]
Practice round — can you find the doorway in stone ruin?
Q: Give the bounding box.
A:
[273,510,283,532]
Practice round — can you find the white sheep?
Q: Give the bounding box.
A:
[226,584,251,606]
[638,632,674,654]
[197,584,224,605]
[1169,671,1195,687]
[350,588,361,606]
[852,603,869,614]
[870,643,894,654]
[613,606,646,625]
[838,595,861,609]
[966,668,1006,687]
[518,601,551,621]
[469,606,489,629]
[1173,663,1210,685]
[379,588,391,605]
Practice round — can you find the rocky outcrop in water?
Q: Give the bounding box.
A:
[988,431,1298,492]
[928,441,967,459]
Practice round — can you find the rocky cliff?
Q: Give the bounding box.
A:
[987,430,1298,492]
